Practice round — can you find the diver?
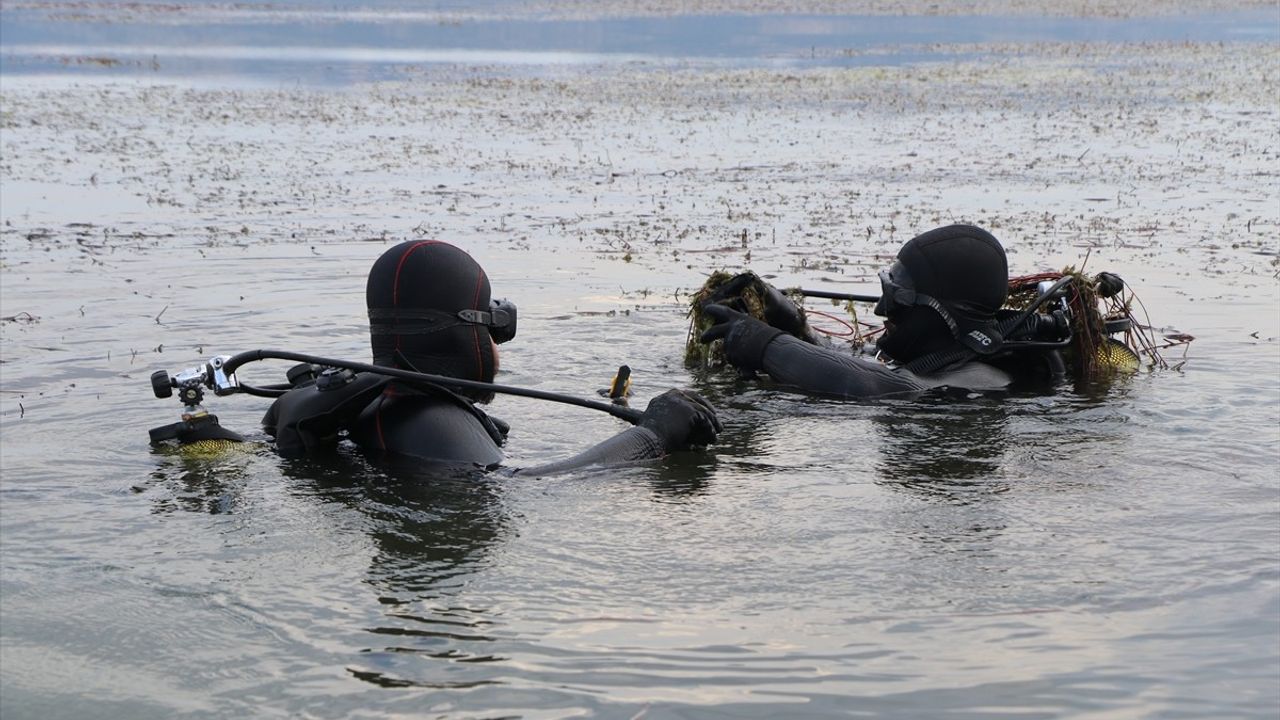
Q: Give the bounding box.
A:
[697,224,1021,399]
[259,240,720,472]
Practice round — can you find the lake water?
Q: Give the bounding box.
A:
[1,2,1278,718]
[2,1,1276,83]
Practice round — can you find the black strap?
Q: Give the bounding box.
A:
[368,308,457,322]
[457,308,496,325]
[367,307,503,336]
[903,315,1016,375]
[368,307,464,336]
[903,345,972,376]
[916,293,959,337]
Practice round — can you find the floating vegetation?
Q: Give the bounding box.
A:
[1,312,39,324]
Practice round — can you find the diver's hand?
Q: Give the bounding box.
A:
[758,282,809,338]
[699,303,785,371]
[705,272,762,307]
[707,272,809,339]
[639,389,723,451]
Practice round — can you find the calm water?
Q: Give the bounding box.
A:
[2,1,1277,83]
[3,236,1277,718]
[2,3,1279,719]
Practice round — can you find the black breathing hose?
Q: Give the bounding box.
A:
[1002,276,1075,336]
[222,349,645,424]
[236,382,292,398]
[792,289,881,303]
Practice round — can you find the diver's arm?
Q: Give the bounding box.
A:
[521,426,667,475]
[760,333,926,398]
[519,389,721,476]
[701,304,925,399]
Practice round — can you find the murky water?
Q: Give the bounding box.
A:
[1,3,1278,718]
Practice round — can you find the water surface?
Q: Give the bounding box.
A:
[2,2,1276,83]
[1,4,1278,719]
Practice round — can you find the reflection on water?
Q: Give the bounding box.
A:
[147,444,262,515]
[643,451,716,500]
[294,455,510,603]
[285,454,513,679]
[146,444,516,689]
[874,398,1011,495]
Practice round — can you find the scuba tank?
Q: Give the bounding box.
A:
[149,357,246,452]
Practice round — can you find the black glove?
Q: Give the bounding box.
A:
[639,389,723,451]
[699,303,785,371]
[706,272,809,339]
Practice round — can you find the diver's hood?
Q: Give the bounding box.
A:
[366,240,497,402]
[875,224,1008,365]
[891,224,1008,328]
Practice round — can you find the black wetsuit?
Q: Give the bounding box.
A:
[700,224,1022,399]
[262,374,675,474]
[259,240,717,471]
[347,386,671,474]
[754,333,1012,399]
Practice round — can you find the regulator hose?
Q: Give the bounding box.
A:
[222,349,645,424]
[792,288,880,303]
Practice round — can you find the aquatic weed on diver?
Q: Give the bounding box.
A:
[1005,266,1191,383]
[686,271,786,369]
[686,270,814,368]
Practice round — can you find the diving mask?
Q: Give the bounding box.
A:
[873,261,918,318]
[461,298,518,344]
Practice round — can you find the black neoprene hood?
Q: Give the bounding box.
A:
[366,240,497,399]
[893,224,1008,329]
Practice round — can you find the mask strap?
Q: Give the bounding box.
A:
[369,307,494,335]
[457,308,512,329]
[915,293,960,339]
